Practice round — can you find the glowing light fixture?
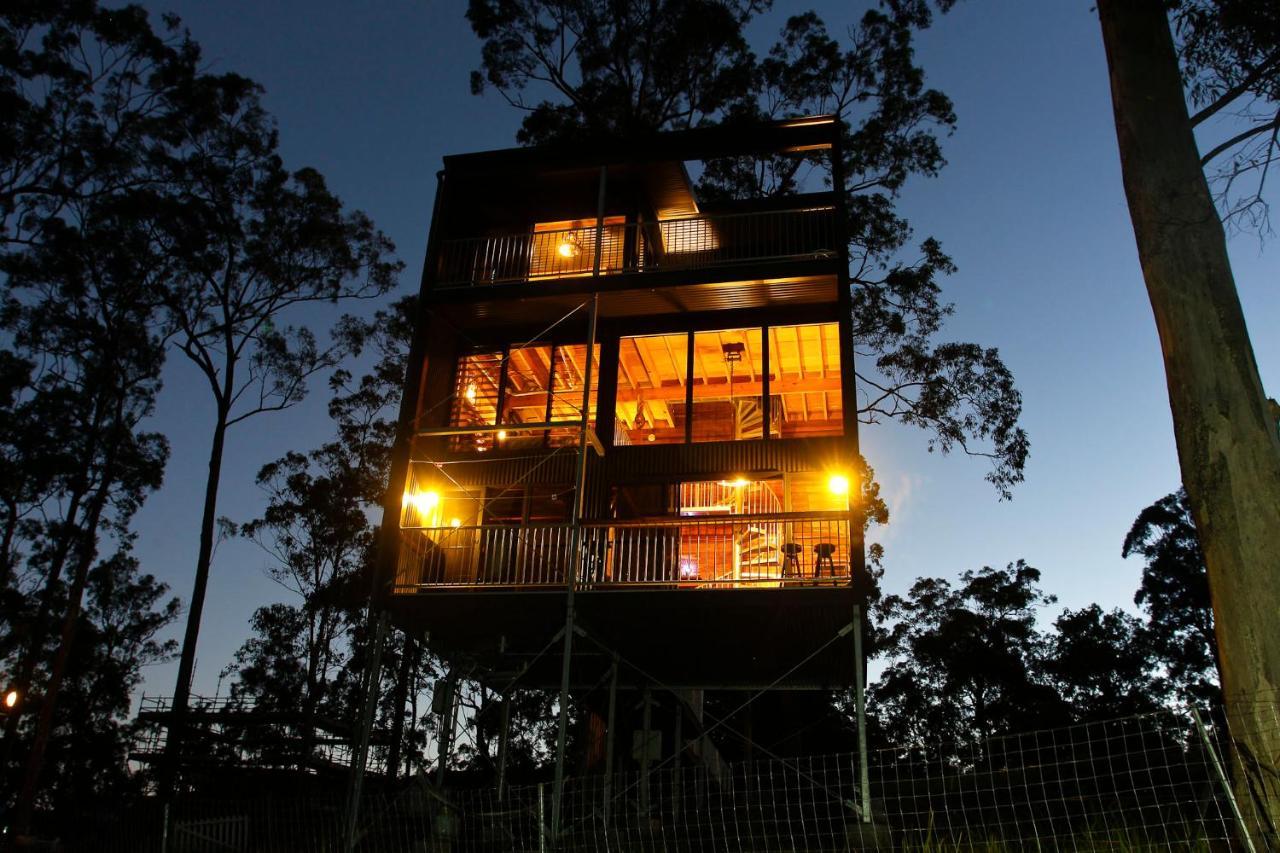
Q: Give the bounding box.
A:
[465,383,477,403]
[720,478,750,488]
[827,474,850,496]
[450,517,461,528]
[4,690,18,709]
[497,430,507,442]
[402,489,440,519]
[557,232,583,258]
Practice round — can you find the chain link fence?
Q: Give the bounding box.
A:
[83,695,1276,852]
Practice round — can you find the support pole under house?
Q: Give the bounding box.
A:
[551,173,604,833]
[852,604,871,822]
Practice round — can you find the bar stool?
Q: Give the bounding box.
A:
[813,543,836,577]
[782,543,803,578]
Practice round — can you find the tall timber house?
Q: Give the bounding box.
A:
[371,115,874,833]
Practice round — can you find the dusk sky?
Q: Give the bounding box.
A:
[126,0,1278,701]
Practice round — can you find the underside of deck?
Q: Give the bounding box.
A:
[387,587,858,691]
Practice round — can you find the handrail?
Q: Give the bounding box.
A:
[394,510,854,590]
[434,207,838,288]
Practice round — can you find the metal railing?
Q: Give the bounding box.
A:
[394,511,852,591]
[435,208,838,288]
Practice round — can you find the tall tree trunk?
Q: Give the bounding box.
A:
[0,485,86,783]
[160,410,229,796]
[1097,1,1280,843]
[10,446,118,834]
[386,631,416,782]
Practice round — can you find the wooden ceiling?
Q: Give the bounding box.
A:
[614,324,843,437]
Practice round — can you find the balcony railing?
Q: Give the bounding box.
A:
[434,208,838,288]
[394,511,852,591]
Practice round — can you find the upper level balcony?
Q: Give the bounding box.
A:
[424,117,846,321]
[433,205,838,290]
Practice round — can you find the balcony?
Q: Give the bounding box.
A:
[393,511,853,592]
[434,207,838,289]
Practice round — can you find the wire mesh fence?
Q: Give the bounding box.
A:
[85,695,1276,852]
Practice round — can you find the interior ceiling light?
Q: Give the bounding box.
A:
[557,232,582,258]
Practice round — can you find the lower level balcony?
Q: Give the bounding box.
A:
[392,511,854,592]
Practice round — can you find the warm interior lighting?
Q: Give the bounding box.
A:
[719,478,750,488]
[827,474,850,496]
[450,517,461,528]
[557,234,582,258]
[3,690,18,709]
[464,383,477,403]
[403,489,440,518]
[497,430,507,442]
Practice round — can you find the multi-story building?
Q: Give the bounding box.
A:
[377,115,872,824]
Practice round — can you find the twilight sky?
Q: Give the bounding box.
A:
[125,0,1278,701]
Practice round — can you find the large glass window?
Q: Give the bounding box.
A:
[448,351,502,452]
[691,327,763,442]
[500,344,552,449]
[530,216,627,279]
[768,322,843,439]
[612,322,843,446]
[548,343,600,447]
[448,343,598,451]
[614,333,688,445]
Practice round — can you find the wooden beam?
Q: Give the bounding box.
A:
[605,376,839,404]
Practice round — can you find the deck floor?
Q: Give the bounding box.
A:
[388,586,859,690]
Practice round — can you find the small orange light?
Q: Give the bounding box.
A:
[4,690,18,709]
[450,518,461,528]
[497,430,507,442]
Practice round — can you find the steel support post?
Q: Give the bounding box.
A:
[603,654,619,825]
[435,668,459,794]
[343,607,390,852]
[852,604,871,823]
[497,692,513,803]
[640,687,653,816]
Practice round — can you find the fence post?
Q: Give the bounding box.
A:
[852,604,871,823]
[538,782,547,853]
[497,692,512,804]
[1190,706,1257,853]
[160,801,170,853]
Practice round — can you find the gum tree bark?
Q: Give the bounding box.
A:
[1097,0,1280,843]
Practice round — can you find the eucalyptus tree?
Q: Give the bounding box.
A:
[150,71,402,788]
[1123,489,1220,704]
[1096,2,1279,838]
[0,0,197,826]
[466,0,1027,497]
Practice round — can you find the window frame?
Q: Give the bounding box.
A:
[613,320,842,446]
[449,340,599,451]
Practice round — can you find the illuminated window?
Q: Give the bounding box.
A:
[530,217,627,279]
[691,327,763,442]
[448,351,501,452]
[768,322,842,438]
[449,343,599,452]
[614,333,688,445]
[548,343,600,447]
[500,344,552,449]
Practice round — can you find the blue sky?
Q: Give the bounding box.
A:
[126,0,1278,700]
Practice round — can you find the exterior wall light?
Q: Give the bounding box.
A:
[827,474,850,496]
[4,689,19,709]
[403,489,440,520]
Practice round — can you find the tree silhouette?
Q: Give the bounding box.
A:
[1123,489,1220,704]
[151,68,402,790]
[466,0,1027,497]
